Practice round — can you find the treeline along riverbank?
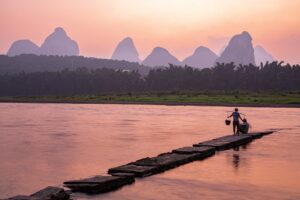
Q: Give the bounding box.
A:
[0,61,300,97]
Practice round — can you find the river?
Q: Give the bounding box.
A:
[0,103,299,199]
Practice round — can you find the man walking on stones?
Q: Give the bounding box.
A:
[227,108,243,135]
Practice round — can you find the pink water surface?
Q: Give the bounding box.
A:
[0,103,299,199]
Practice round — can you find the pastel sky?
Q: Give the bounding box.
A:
[0,0,299,63]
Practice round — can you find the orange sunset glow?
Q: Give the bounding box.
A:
[1,0,300,63]
[1,1,300,199]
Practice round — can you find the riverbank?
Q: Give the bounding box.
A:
[1,92,300,107]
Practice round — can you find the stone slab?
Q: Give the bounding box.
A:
[247,132,264,139]
[172,146,215,155]
[64,175,134,194]
[6,187,70,200]
[245,131,274,139]
[108,165,158,177]
[131,152,208,171]
[194,135,252,150]
[7,196,34,200]
[30,186,70,200]
[260,131,274,136]
[110,172,136,178]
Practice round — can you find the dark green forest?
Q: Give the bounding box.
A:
[0,60,299,96]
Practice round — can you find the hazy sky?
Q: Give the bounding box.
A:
[1,0,299,63]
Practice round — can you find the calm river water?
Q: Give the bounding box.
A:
[0,103,299,199]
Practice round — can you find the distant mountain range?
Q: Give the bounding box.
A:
[7,28,275,67]
[111,37,140,63]
[7,27,79,57]
[7,40,39,56]
[142,47,181,67]
[182,46,218,68]
[111,32,274,67]
[216,31,256,65]
[254,45,274,65]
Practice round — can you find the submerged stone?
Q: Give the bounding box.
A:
[172,146,215,155]
[247,131,274,139]
[260,131,274,136]
[30,186,70,200]
[7,187,69,200]
[110,172,136,178]
[247,132,264,139]
[7,196,34,200]
[194,135,252,150]
[132,152,207,171]
[64,175,134,194]
[108,165,158,177]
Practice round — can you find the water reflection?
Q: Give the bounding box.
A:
[232,153,240,169]
[231,143,250,170]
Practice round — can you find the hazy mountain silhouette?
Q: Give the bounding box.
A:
[39,27,79,56]
[254,45,274,64]
[7,40,40,56]
[216,31,256,65]
[111,37,141,63]
[142,47,181,67]
[6,29,277,67]
[182,46,218,68]
[218,45,227,56]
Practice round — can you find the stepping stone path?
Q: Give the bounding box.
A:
[172,146,215,154]
[7,131,274,199]
[63,175,134,194]
[194,135,253,150]
[108,164,158,177]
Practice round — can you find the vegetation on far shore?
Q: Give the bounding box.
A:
[0,60,300,106]
[1,91,300,106]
